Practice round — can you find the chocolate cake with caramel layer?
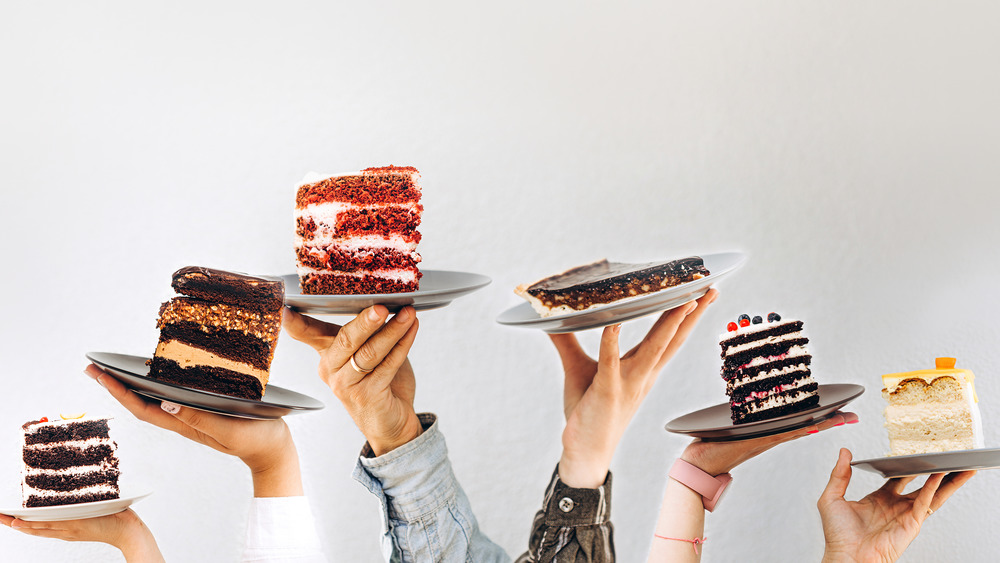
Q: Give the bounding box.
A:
[147,267,284,400]
[515,257,709,317]
[21,416,120,508]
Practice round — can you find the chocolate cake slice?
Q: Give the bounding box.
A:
[515,257,709,317]
[21,416,121,508]
[147,267,284,400]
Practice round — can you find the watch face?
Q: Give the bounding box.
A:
[704,474,733,513]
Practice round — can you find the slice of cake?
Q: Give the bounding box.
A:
[147,266,284,400]
[882,357,984,456]
[295,166,423,295]
[720,312,820,424]
[515,257,710,318]
[21,415,120,508]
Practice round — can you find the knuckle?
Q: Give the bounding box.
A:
[355,343,379,365]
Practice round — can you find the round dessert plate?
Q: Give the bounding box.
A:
[0,490,152,522]
[86,352,325,420]
[496,251,747,334]
[852,448,1000,479]
[283,270,492,315]
[665,383,865,441]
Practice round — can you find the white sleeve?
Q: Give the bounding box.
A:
[242,496,327,563]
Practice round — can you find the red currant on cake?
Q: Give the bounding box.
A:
[727,321,738,332]
[738,314,751,327]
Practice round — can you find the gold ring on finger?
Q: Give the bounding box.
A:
[350,355,375,375]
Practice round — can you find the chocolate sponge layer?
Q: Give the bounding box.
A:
[147,357,264,400]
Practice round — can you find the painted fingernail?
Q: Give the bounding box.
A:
[846,417,860,424]
[160,401,180,414]
[806,428,819,434]
[395,308,411,323]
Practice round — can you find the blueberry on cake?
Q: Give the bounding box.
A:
[21,415,120,508]
[147,266,284,400]
[515,257,710,318]
[720,312,820,424]
[882,358,984,456]
[295,166,423,295]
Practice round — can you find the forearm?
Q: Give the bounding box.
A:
[117,520,165,563]
[646,479,706,563]
[249,442,304,498]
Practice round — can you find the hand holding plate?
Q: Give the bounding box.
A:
[0,508,164,562]
[819,448,976,563]
[282,305,422,456]
[86,364,302,497]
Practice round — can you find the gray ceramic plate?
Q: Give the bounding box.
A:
[283,270,492,315]
[665,383,865,441]
[496,251,747,334]
[0,490,152,522]
[86,352,324,420]
[852,448,1000,478]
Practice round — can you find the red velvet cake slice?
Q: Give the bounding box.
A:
[147,267,284,400]
[295,166,423,295]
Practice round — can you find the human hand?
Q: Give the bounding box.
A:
[85,364,302,497]
[819,448,975,563]
[551,288,719,488]
[282,305,421,456]
[0,509,164,562]
[681,411,860,476]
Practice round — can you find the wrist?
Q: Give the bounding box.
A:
[114,513,163,562]
[558,451,611,489]
[821,550,858,563]
[249,442,304,497]
[680,445,729,476]
[369,413,424,457]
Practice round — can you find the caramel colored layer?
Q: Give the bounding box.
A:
[157,298,281,342]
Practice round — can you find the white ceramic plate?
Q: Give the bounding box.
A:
[496,251,746,334]
[86,352,324,420]
[0,490,152,522]
[665,383,865,441]
[283,270,492,315]
[852,448,1000,478]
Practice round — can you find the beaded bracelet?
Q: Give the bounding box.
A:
[654,534,708,555]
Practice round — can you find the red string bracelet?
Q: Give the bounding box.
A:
[654,534,707,555]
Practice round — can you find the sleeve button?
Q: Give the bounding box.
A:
[558,497,575,512]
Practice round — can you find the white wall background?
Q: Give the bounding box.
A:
[2,1,999,561]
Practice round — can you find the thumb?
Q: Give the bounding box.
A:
[548,332,588,369]
[282,308,340,351]
[820,448,853,505]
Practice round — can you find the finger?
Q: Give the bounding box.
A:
[0,514,13,527]
[929,471,976,511]
[596,324,622,378]
[913,473,946,519]
[158,402,227,450]
[627,301,695,373]
[281,308,341,352]
[364,318,420,390]
[93,368,193,435]
[653,288,719,370]
[9,519,66,531]
[886,476,917,495]
[323,306,389,374]
[350,307,417,376]
[548,332,589,369]
[819,448,853,505]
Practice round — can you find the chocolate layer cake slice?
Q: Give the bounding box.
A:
[515,257,709,318]
[719,313,819,424]
[295,166,423,295]
[148,267,284,400]
[21,416,121,508]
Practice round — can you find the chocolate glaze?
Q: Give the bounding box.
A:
[528,257,707,292]
[171,266,284,311]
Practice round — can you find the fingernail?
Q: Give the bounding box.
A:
[706,290,718,304]
[368,308,382,321]
[84,369,97,381]
[834,421,845,426]
[847,418,860,424]
[613,324,621,334]
[95,375,107,389]
[160,401,180,414]
[806,428,819,434]
[686,301,699,314]
[10,521,20,529]
[395,308,411,323]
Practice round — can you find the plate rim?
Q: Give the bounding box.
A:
[0,489,153,521]
[851,447,1000,478]
[85,352,325,412]
[664,383,866,437]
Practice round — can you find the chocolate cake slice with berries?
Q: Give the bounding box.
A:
[719,312,819,424]
[515,256,709,318]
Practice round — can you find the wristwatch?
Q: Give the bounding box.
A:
[669,459,733,512]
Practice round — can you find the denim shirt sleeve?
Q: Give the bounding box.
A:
[352,413,512,563]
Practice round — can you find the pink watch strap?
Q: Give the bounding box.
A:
[669,459,732,512]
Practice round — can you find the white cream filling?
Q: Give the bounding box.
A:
[22,482,118,499]
[732,377,817,406]
[739,388,818,414]
[23,437,116,452]
[740,346,810,368]
[296,266,418,283]
[719,319,800,343]
[295,235,419,253]
[728,364,811,388]
[24,462,116,477]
